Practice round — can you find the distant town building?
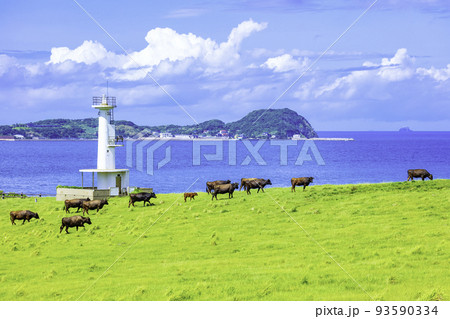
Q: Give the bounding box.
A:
[174,134,193,139]
[13,134,25,139]
[159,132,173,138]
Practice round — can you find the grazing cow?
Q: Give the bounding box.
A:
[240,178,258,191]
[128,192,157,207]
[64,197,90,213]
[82,199,108,215]
[212,183,239,200]
[291,177,314,192]
[184,192,198,202]
[206,180,231,194]
[60,215,91,234]
[243,178,272,194]
[407,169,433,181]
[10,210,40,225]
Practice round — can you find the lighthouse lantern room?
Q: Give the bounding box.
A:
[79,94,130,195]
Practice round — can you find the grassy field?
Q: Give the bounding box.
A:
[0,180,448,301]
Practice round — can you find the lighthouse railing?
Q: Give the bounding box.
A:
[93,96,116,107]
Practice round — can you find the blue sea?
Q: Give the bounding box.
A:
[0,131,449,195]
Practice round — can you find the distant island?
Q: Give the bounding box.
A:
[0,108,318,140]
[399,127,413,132]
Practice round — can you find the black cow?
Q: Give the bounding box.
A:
[243,178,272,194]
[10,210,40,225]
[128,192,157,207]
[206,180,231,194]
[212,183,239,200]
[60,215,92,234]
[291,177,314,192]
[82,199,108,215]
[64,198,90,213]
[407,169,433,181]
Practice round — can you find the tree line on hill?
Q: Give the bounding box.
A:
[0,108,318,139]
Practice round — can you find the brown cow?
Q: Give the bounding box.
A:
[206,180,231,194]
[64,198,90,213]
[60,215,91,234]
[10,210,40,225]
[291,177,314,192]
[212,183,239,200]
[240,178,260,191]
[243,178,272,194]
[82,199,108,215]
[184,192,198,202]
[407,169,433,181]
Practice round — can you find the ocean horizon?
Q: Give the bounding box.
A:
[0,131,449,195]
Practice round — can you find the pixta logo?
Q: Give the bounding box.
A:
[192,139,325,166]
[126,135,324,176]
[126,131,172,176]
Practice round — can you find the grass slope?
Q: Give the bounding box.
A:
[0,181,448,301]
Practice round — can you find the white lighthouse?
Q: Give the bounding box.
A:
[79,94,130,196]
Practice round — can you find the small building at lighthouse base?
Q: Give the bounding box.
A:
[79,168,130,196]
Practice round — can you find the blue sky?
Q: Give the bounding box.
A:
[1,0,449,130]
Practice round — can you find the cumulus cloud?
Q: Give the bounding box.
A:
[315,48,416,98]
[417,64,450,81]
[377,48,415,81]
[203,19,267,69]
[47,19,267,79]
[127,28,216,70]
[0,54,17,76]
[261,54,309,73]
[48,40,127,68]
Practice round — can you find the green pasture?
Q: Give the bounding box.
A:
[0,180,448,301]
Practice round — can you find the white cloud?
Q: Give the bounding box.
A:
[164,8,207,18]
[315,48,416,98]
[127,28,216,70]
[377,48,415,81]
[0,54,17,76]
[47,20,268,79]
[203,19,268,70]
[261,54,309,73]
[417,64,450,81]
[48,40,127,68]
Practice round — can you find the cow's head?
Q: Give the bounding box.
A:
[151,192,157,198]
[35,213,40,219]
[103,200,109,205]
[232,183,239,189]
[85,217,92,224]
[193,192,198,196]
[86,197,91,201]
[309,177,314,182]
[226,180,231,184]
[266,179,272,185]
[429,174,433,180]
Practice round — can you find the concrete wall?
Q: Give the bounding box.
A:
[56,188,110,201]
